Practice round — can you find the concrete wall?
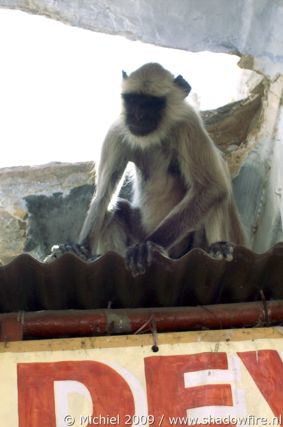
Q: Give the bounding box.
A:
[0,163,94,264]
[0,0,283,76]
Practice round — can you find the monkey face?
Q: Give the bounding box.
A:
[122,93,166,136]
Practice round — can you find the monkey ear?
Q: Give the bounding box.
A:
[122,70,128,80]
[174,75,191,97]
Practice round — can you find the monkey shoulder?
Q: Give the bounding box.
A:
[100,120,131,162]
[105,119,126,142]
[178,103,206,134]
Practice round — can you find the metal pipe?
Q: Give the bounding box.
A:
[1,300,283,341]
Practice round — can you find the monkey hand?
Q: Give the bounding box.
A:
[44,243,91,263]
[208,241,234,262]
[125,241,168,277]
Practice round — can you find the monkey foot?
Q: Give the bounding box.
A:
[44,243,93,263]
[125,241,168,277]
[208,241,234,262]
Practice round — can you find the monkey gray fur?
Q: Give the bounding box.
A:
[47,63,246,276]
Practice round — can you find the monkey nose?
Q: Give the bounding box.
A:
[134,110,145,121]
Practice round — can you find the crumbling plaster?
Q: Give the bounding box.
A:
[0,163,94,264]
[0,0,283,76]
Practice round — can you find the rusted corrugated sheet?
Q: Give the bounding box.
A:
[0,244,283,313]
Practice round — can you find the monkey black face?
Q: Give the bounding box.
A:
[122,93,166,136]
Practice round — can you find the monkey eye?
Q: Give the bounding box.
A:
[122,93,166,110]
[122,93,137,105]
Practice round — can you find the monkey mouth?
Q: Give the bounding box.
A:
[128,123,157,136]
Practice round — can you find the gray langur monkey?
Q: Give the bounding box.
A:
[48,63,246,276]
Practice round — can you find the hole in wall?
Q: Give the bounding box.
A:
[0,9,255,168]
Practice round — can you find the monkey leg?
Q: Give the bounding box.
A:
[125,231,197,277]
[44,243,92,262]
[207,241,234,261]
[94,199,144,256]
[204,203,234,261]
[44,199,143,262]
[96,201,171,276]
[125,241,169,277]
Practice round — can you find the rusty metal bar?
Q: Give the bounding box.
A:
[0,318,24,342]
[1,300,283,342]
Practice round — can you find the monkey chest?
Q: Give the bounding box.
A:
[133,149,181,182]
[134,153,187,210]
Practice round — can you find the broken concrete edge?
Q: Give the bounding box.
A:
[226,76,283,178]
[0,161,95,216]
[0,162,95,265]
[1,0,283,77]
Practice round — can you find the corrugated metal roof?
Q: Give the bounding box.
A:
[1,243,283,313]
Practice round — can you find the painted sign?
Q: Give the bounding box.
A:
[1,329,283,426]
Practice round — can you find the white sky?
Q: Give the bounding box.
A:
[0,9,248,168]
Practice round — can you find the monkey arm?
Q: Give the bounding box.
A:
[146,185,227,250]
[79,122,129,250]
[146,112,231,250]
[125,186,227,277]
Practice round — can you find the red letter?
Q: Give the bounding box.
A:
[18,361,134,427]
[238,350,283,421]
[145,353,233,426]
